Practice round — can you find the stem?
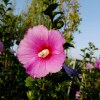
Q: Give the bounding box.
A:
[67,59,76,96]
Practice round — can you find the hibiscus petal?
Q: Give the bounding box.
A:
[46,52,66,73]
[26,59,49,78]
[48,30,65,54]
[17,42,38,65]
[25,25,49,49]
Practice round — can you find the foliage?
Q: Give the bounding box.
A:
[2,0,99,100]
[23,0,52,29]
[81,42,98,62]
[0,0,28,99]
[0,53,28,99]
[61,0,81,48]
[76,42,100,100]
[25,73,69,100]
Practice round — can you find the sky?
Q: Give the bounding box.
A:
[11,0,100,59]
[69,0,100,59]
[11,0,32,15]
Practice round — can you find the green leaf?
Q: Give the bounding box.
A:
[3,0,10,5]
[25,76,34,87]
[7,7,12,11]
[63,42,74,49]
[94,48,98,50]
[7,3,12,5]
[43,3,59,15]
[85,53,90,58]
[81,49,85,52]
[0,4,5,15]
[53,16,64,29]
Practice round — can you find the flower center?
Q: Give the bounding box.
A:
[38,49,50,58]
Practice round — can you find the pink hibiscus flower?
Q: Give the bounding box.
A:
[95,60,100,69]
[0,41,3,54]
[17,25,66,78]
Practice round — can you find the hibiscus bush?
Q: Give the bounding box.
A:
[77,42,100,100]
[0,0,100,100]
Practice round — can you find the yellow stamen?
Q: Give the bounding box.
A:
[38,49,50,58]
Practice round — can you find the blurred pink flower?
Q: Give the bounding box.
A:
[95,60,100,69]
[86,63,94,70]
[0,41,3,54]
[17,25,66,78]
[75,91,80,100]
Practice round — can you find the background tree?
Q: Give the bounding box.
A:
[0,0,27,99]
